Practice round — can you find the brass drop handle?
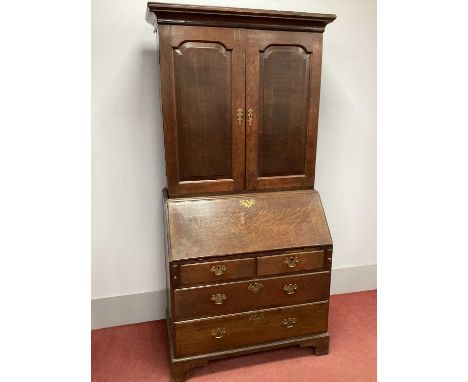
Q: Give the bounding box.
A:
[283,317,296,329]
[284,256,299,268]
[211,293,227,305]
[283,283,298,295]
[236,108,243,126]
[210,264,227,276]
[247,108,254,126]
[211,328,226,339]
[248,282,264,293]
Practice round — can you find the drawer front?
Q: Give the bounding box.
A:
[257,250,325,276]
[173,271,330,320]
[174,301,329,357]
[178,258,255,285]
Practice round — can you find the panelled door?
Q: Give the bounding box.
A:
[245,30,323,190]
[159,25,246,195]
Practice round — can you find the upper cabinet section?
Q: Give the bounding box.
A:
[147,3,335,197]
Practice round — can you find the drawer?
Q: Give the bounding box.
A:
[257,250,326,276]
[178,258,255,285]
[174,301,329,357]
[173,271,330,320]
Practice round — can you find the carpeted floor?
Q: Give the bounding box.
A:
[92,290,376,382]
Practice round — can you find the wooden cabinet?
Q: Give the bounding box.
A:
[146,3,335,381]
[164,189,333,381]
[152,6,334,197]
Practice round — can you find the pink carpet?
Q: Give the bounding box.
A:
[92,290,376,381]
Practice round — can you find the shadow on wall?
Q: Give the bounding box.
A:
[139,46,168,289]
[141,45,167,189]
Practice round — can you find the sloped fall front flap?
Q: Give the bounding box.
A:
[166,189,332,261]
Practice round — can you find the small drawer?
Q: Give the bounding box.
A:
[173,271,330,320]
[174,301,329,357]
[178,258,255,285]
[257,250,326,276]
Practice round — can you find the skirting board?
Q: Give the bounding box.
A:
[330,264,377,295]
[91,263,376,330]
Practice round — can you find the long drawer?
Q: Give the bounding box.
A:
[174,301,329,357]
[173,271,330,320]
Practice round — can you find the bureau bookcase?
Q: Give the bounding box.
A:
[146,3,336,381]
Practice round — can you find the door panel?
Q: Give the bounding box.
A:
[159,25,246,195]
[175,42,233,181]
[258,45,309,177]
[246,30,323,190]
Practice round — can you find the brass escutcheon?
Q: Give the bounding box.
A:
[247,108,254,126]
[211,328,226,339]
[248,282,264,293]
[236,108,243,126]
[210,264,227,276]
[283,283,298,295]
[249,313,264,322]
[283,317,296,329]
[284,256,299,268]
[211,293,227,305]
[240,199,255,208]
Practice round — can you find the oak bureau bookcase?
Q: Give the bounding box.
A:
[145,3,336,381]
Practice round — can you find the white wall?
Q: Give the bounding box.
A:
[92,0,166,299]
[92,0,376,327]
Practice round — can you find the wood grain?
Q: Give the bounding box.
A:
[168,328,329,382]
[159,25,245,196]
[178,258,256,286]
[257,250,326,276]
[174,301,329,357]
[146,3,336,33]
[173,271,330,320]
[166,189,332,260]
[246,30,323,190]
